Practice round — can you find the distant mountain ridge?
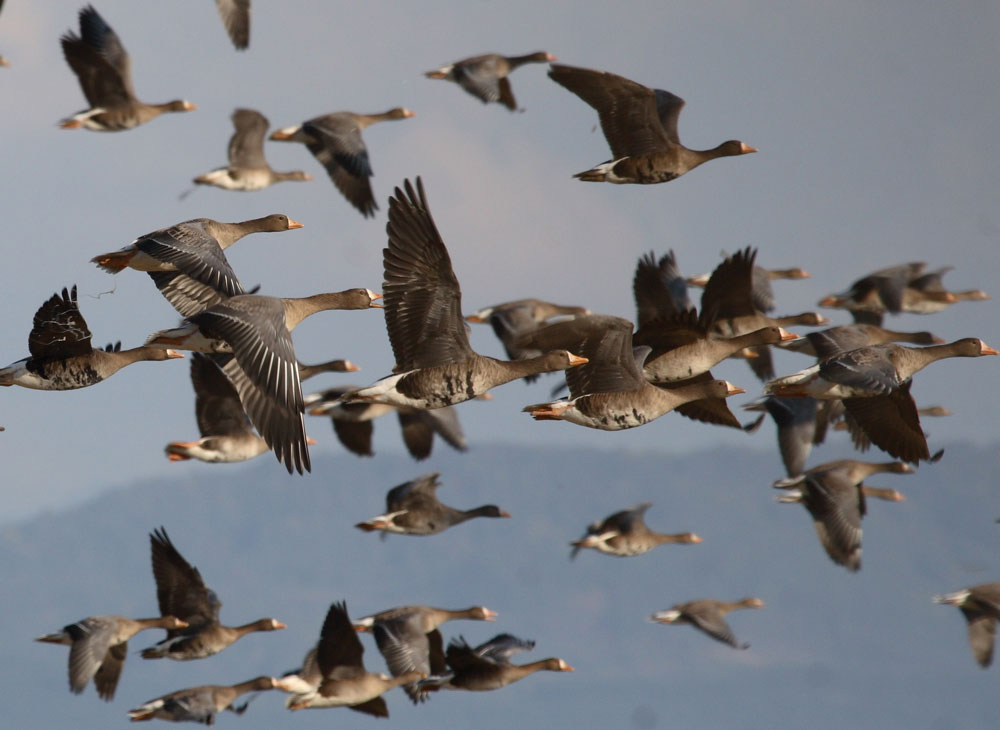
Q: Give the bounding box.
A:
[3,442,997,729]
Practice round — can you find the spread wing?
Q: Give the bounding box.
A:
[228,108,268,168]
[549,64,676,158]
[216,0,250,50]
[149,527,221,630]
[60,6,135,107]
[383,178,474,370]
[301,115,376,218]
[28,286,93,362]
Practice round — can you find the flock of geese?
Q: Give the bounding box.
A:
[3,2,998,725]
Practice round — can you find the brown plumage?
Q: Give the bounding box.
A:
[141,527,285,660]
[355,473,510,536]
[59,6,195,131]
[270,109,415,217]
[146,288,382,474]
[343,178,587,410]
[127,676,279,723]
[420,634,572,692]
[519,315,744,430]
[355,604,497,704]
[426,51,556,110]
[280,602,423,714]
[651,598,764,649]
[548,63,755,184]
[91,214,303,317]
[0,286,183,390]
[193,109,311,191]
[570,503,701,558]
[934,583,1000,668]
[36,614,187,700]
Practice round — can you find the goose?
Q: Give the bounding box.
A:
[270,108,415,218]
[765,339,996,463]
[0,286,183,390]
[466,298,591,383]
[355,473,510,535]
[140,527,285,660]
[426,51,556,110]
[777,323,945,359]
[650,598,764,649]
[278,602,423,714]
[355,604,497,704]
[165,354,325,464]
[774,472,905,571]
[306,386,467,460]
[194,109,311,191]
[773,458,913,488]
[342,178,587,409]
[933,583,1000,668]
[570,503,700,558]
[548,63,755,184]
[59,5,195,131]
[819,263,988,323]
[91,214,303,317]
[36,614,187,700]
[766,339,997,400]
[214,0,250,50]
[147,288,382,474]
[127,676,279,723]
[418,633,572,692]
[520,315,744,430]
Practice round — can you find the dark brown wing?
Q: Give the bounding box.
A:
[93,641,127,700]
[397,411,434,459]
[841,383,929,464]
[60,6,135,107]
[189,354,253,438]
[799,473,864,571]
[332,419,374,456]
[680,602,747,649]
[563,318,644,396]
[316,602,366,676]
[633,250,691,327]
[348,697,388,717]
[149,527,221,630]
[819,346,902,395]
[386,473,442,510]
[669,373,743,429]
[301,114,376,218]
[548,64,675,158]
[28,286,93,362]
[700,247,757,321]
[216,0,250,50]
[384,178,474,370]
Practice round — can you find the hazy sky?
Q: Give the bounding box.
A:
[1,0,998,523]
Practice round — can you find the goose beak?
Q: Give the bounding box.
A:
[165,349,185,359]
[980,342,999,355]
[740,143,757,153]
[465,314,485,323]
[498,511,512,518]
[287,219,304,230]
[725,383,746,396]
[567,354,589,367]
[306,437,318,445]
[777,328,799,341]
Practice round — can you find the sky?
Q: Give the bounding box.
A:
[0,0,999,524]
